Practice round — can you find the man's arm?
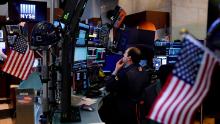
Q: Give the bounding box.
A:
[105,58,124,92]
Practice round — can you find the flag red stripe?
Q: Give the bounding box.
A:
[2,51,13,72]
[22,51,34,80]
[179,56,211,123]
[7,52,20,74]
[161,80,189,123]
[167,83,191,124]
[156,79,182,122]
[147,34,220,124]
[19,50,31,79]
[11,53,23,75]
[14,48,30,77]
[187,59,216,124]
[176,53,210,124]
[23,51,34,79]
[148,74,175,120]
[2,48,35,80]
[149,53,210,124]
[154,78,180,121]
[19,50,34,80]
[187,58,219,123]
[2,51,12,71]
[184,57,216,123]
[3,51,16,72]
[187,60,217,123]
[24,51,34,79]
[2,51,12,72]
[18,50,31,79]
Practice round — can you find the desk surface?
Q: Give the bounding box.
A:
[52,97,104,124]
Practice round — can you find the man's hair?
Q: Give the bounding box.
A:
[127,47,141,64]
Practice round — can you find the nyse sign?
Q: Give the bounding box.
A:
[20,4,36,20]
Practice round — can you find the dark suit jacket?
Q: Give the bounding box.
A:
[104,64,150,124]
[141,80,161,118]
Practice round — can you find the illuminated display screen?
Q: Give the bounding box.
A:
[0,42,5,50]
[87,47,106,65]
[53,20,65,29]
[74,47,87,62]
[169,48,181,56]
[20,4,36,20]
[8,1,47,22]
[76,30,86,46]
[0,30,3,42]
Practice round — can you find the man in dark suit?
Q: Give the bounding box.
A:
[103,47,150,124]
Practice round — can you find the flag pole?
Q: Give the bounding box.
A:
[200,104,203,124]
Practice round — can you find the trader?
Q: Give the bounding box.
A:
[104,47,150,124]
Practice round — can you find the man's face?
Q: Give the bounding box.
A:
[122,49,129,64]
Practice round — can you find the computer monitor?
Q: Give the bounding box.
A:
[167,56,178,64]
[53,20,65,29]
[6,25,21,34]
[87,47,97,66]
[102,53,123,72]
[87,47,97,58]
[76,29,87,46]
[74,47,87,62]
[8,1,47,22]
[0,42,6,61]
[0,30,3,42]
[0,42,5,50]
[88,26,99,44]
[75,23,89,46]
[32,58,41,67]
[87,47,106,66]
[153,56,167,70]
[139,60,147,67]
[168,48,181,56]
[95,48,106,64]
[153,58,161,70]
[73,47,87,71]
[157,56,167,65]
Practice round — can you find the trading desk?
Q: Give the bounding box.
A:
[52,96,105,124]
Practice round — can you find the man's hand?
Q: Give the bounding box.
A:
[112,58,124,75]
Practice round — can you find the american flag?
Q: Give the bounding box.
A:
[2,35,34,80]
[148,34,220,124]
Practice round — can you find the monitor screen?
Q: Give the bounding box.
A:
[168,48,181,56]
[102,53,123,72]
[76,30,86,46]
[157,56,167,65]
[33,59,39,67]
[6,25,21,34]
[74,47,87,62]
[8,1,47,22]
[0,30,3,42]
[88,26,99,44]
[153,58,161,70]
[87,47,106,66]
[153,56,167,70]
[75,23,89,46]
[167,56,178,64]
[53,20,65,29]
[96,48,106,63]
[0,42,5,51]
[87,47,97,58]
[0,42,6,61]
[139,60,147,67]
